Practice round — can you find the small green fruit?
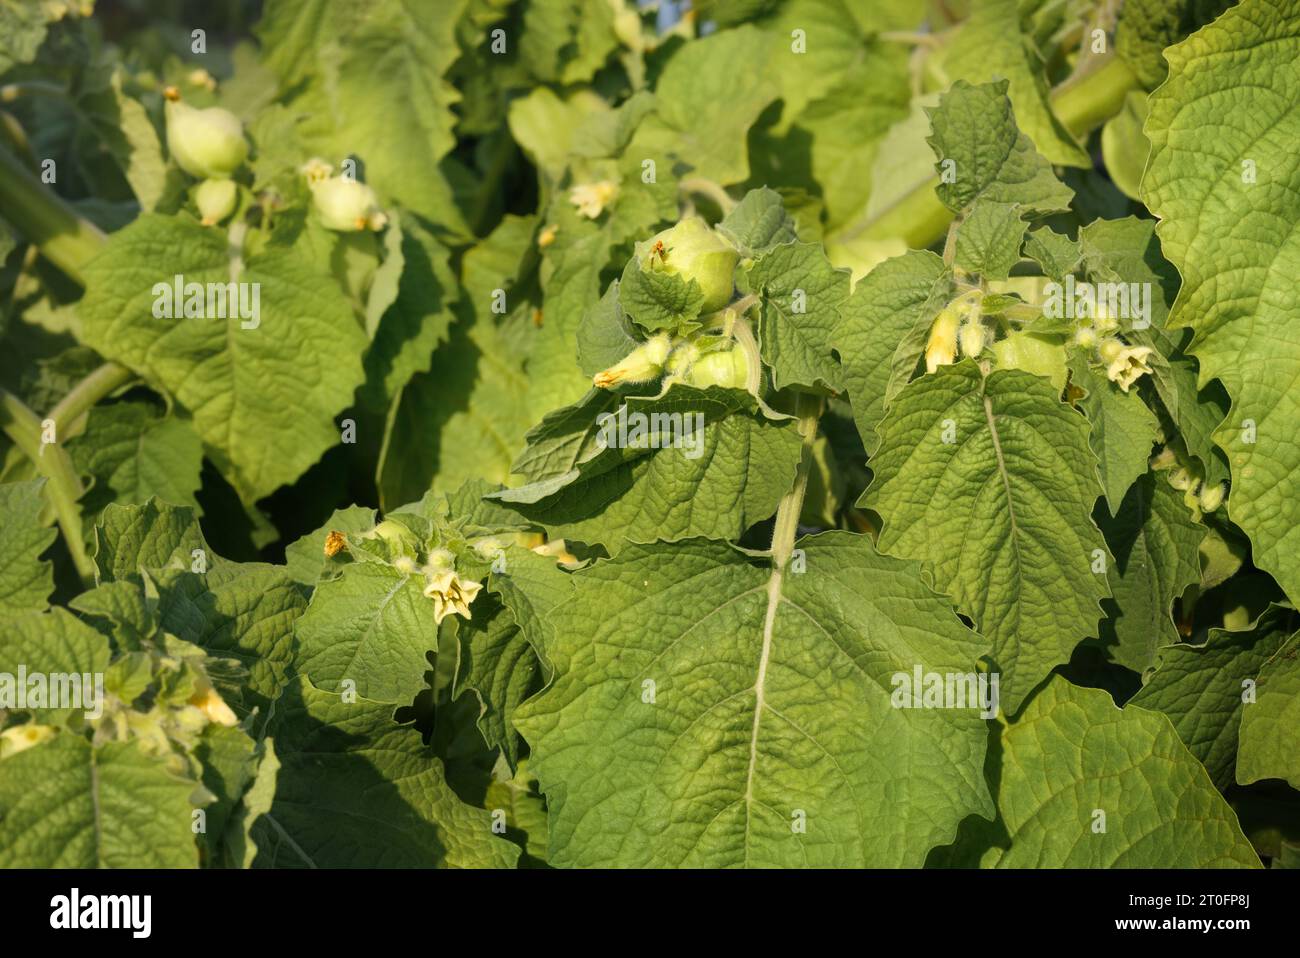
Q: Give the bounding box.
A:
[195,178,237,226]
[637,217,738,312]
[164,88,248,179]
[310,175,386,232]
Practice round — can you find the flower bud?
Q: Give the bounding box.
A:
[958,319,987,358]
[195,178,237,226]
[1199,482,1226,513]
[1073,326,1098,349]
[637,217,738,312]
[593,333,672,388]
[310,175,385,232]
[925,303,962,373]
[164,89,248,179]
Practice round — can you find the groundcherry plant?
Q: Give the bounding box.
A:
[0,0,1296,871]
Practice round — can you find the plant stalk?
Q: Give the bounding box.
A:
[0,145,105,287]
[768,392,822,568]
[0,388,94,584]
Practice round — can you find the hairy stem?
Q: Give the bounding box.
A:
[679,177,738,216]
[768,392,822,568]
[0,388,94,584]
[0,145,105,287]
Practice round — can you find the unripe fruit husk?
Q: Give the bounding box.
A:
[165,97,248,179]
[311,176,384,232]
[195,178,237,226]
[688,346,750,389]
[637,217,738,312]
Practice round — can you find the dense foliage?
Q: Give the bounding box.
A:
[0,0,1296,869]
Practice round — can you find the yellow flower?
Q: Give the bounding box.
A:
[300,157,333,184]
[569,180,618,219]
[538,223,559,249]
[925,303,962,373]
[1101,340,1154,392]
[593,333,672,388]
[0,724,55,758]
[532,538,581,569]
[189,686,238,727]
[422,570,483,624]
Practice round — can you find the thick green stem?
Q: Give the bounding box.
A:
[832,54,1140,250]
[0,145,105,287]
[679,177,738,216]
[0,388,94,584]
[51,362,135,439]
[768,392,822,568]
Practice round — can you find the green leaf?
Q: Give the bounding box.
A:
[0,0,66,73]
[360,215,458,409]
[0,735,202,868]
[0,479,55,615]
[1143,0,1300,603]
[1238,632,1300,789]
[452,597,540,770]
[1129,604,1294,787]
[519,0,618,84]
[294,561,437,704]
[78,214,366,501]
[748,241,850,392]
[0,608,111,723]
[577,282,642,378]
[483,758,549,867]
[378,311,534,510]
[1022,227,1081,284]
[286,0,471,233]
[152,562,308,720]
[618,259,705,334]
[832,250,950,454]
[1092,473,1204,674]
[1100,91,1150,203]
[492,385,801,552]
[1068,353,1160,510]
[1116,0,1235,89]
[221,736,280,868]
[866,363,1110,714]
[283,505,377,587]
[943,1,1088,167]
[93,498,205,585]
[627,26,779,186]
[69,401,204,517]
[515,533,993,867]
[249,678,519,868]
[926,80,1075,215]
[972,677,1260,867]
[953,202,1026,281]
[717,187,799,257]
